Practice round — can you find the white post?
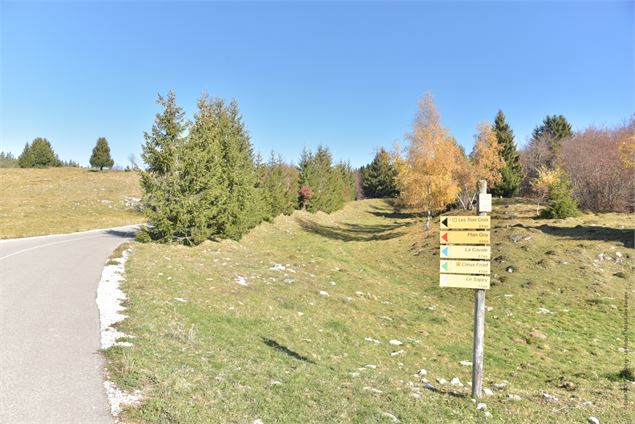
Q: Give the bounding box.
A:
[472,180,487,399]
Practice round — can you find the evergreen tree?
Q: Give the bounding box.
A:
[531,114,573,154]
[139,91,189,243]
[361,148,398,198]
[18,138,60,168]
[542,173,579,219]
[491,110,522,197]
[89,137,115,170]
[263,153,298,217]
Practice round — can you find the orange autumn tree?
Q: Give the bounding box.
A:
[456,122,504,210]
[396,93,463,212]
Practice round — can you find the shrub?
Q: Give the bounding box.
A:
[541,173,579,219]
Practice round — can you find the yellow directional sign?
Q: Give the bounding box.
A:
[440,260,490,275]
[440,245,490,260]
[440,274,490,289]
[440,216,490,230]
[440,231,490,245]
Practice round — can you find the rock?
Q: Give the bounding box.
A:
[420,378,429,383]
[459,360,472,366]
[588,417,600,424]
[235,276,248,286]
[389,339,403,346]
[417,369,428,375]
[329,281,337,286]
[270,263,286,271]
[350,372,359,378]
[483,388,494,396]
[493,382,507,390]
[476,402,487,410]
[506,266,514,273]
[364,386,383,394]
[508,394,522,401]
[529,330,547,340]
[382,412,400,422]
[366,364,377,369]
[484,411,492,418]
[536,307,551,314]
[523,236,532,241]
[319,290,329,297]
[390,350,405,356]
[487,306,494,312]
[511,235,522,243]
[542,393,558,402]
[283,278,297,283]
[355,291,365,297]
[436,378,447,385]
[424,383,435,391]
[364,337,381,345]
[616,252,623,258]
[450,377,463,387]
[174,297,188,303]
[270,380,282,386]
[253,420,264,424]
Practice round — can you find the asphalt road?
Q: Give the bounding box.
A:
[0,226,137,424]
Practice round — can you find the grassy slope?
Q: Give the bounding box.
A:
[0,168,142,238]
[109,199,634,423]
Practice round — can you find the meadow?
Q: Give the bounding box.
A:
[106,198,634,423]
[0,168,142,239]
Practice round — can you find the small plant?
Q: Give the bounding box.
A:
[541,172,579,219]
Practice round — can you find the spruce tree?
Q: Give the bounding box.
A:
[361,148,398,198]
[139,92,189,243]
[531,114,573,154]
[18,138,60,168]
[491,110,522,197]
[89,137,115,170]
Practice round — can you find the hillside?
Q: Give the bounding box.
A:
[108,199,633,423]
[0,168,143,239]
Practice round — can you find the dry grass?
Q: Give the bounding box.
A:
[0,168,143,238]
[106,198,635,423]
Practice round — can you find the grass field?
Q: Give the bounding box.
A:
[107,199,634,423]
[0,168,143,239]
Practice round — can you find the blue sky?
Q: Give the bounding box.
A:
[1,1,633,167]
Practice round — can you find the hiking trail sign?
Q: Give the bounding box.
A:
[437,180,492,400]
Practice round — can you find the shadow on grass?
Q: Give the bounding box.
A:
[261,337,315,364]
[423,386,469,399]
[534,224,634,247]
[367,202,421,220]
[296,219,407,242]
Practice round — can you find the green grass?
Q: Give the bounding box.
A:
[108,199,634,423]
[0,168,143,238]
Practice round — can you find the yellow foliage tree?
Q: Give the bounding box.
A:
[396,93,463,212]
[456,123,503,210]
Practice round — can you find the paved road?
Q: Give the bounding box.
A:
[0,226,137,424]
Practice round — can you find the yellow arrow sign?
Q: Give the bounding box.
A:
[440,260,490,275]
[440,230,490,245]
[440,274,490,289]
[440,245,490,260]
[440,216,490,229]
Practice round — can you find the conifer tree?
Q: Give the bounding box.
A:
[89,137,115,170]
[531,114,573,155]
[361,148,398,198]
[491,110,522,197]
[18,138,61,168]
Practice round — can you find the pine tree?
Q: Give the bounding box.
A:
[89,137,115,170]
[361,148,398,198]
[542,172,579,219]
[491,110,522,197]
[18,138,60,168]
[531,114,573,155]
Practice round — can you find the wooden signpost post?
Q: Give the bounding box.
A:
[439,180,491,399]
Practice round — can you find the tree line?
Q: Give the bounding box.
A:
[359,93,634,218]
[138,92,356,245]
[1,137,116,169]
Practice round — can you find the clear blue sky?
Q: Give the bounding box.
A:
[1,1,633,167]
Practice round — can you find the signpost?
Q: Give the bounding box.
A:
[438,180,491,399]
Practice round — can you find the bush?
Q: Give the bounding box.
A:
[541,174,579,219]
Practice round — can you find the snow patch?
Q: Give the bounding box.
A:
[96,248,142,420]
